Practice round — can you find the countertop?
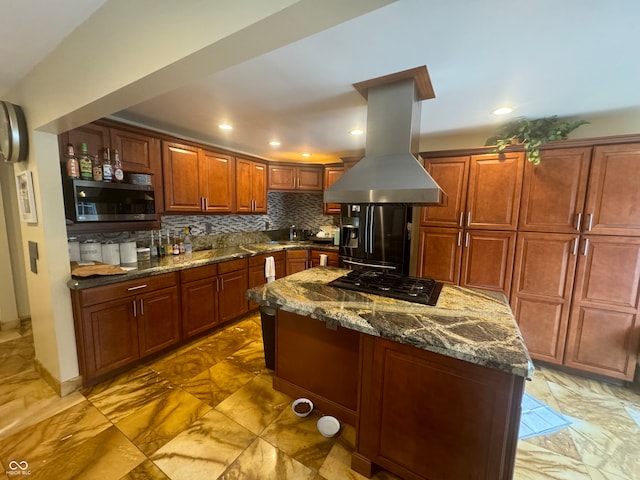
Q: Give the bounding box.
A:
[246,266,534,380]
[67,241,337,290]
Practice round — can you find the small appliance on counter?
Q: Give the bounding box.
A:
[313,225,338,244]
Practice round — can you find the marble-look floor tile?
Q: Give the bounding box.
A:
[148,345,221,386]
[29,425,145,480]
[215,374,291,435]
[116,388,211,455]
[514,441,592,479]
[261,406,337,471]
[0,337,34,381]
[225,340,271,374]
[585,465,633,480]
[222,437,316,479]
[119,459,171,479]
[151,409,255,480]
[318,441,401,480]
[0,330,21,345]
[0,400,111,474]
[182,360,256,407]
[86,367,175,424]
[568,417,640,480]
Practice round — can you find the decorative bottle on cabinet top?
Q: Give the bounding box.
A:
[113,149,124,183]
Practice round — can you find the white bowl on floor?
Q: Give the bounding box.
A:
[292,398,314,417]
[317,415,340,437]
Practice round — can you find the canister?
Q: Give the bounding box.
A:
[68,237,80,262]
[101,241,121,265]
[119,241,138,265]
[79,240,102,263]
[136,247,151,262]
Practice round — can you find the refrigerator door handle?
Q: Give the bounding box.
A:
[368,205,375,254]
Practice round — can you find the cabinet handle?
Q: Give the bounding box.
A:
[140,299,144,316]
[127,284,147,291]
[572,237,579,256]
[466,211,471,227]
[252,199,256,211]
[457,232,462,247]
[204,197,209,210]
[459,212,463,227]
[465,232,469,248]
[216,278,220,292]
[576,212,582,231]
[220,278,224,290]
[583,238,590,256]
[587,213,594,231]
[132,300,137,317]
[200,197,204,211]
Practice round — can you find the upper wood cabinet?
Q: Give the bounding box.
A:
[268,164,323,191]
[466,152,524,230]
[519,147,591,233]
[421,156,469,227]
[323,164,344,215]
[236,157,267,213]
[162,142,236,213]
[583,143,640,236]
[60,121,164,215]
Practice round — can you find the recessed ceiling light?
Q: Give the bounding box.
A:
[269,140,281,146]
[301,153,311,157]
[349,129,364,136]
[218,124,233,130]
[492,107,513,116]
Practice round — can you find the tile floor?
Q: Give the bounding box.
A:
[0,312,639,480]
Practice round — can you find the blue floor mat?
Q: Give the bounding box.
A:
[519,393,572,439]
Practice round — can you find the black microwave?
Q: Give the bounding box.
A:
[64,179,157,222]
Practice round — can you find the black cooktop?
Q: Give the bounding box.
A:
[328,270,443,306]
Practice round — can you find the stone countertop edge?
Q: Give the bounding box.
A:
[247,267,535,380]
[67,242,337,290]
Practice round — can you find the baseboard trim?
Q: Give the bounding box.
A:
[34,358,82,397]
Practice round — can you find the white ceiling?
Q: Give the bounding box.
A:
[2,0,640,163]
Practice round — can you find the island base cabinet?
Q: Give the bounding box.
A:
[355,336,524,480]
[274,310,360,425]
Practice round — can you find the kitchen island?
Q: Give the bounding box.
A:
[246,267,533,480]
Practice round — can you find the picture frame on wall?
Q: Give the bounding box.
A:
[15,170,37,224]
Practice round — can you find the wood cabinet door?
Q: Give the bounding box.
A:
[519,147,591,233]
[252,161,267,212]
[162,142,202,212]
[421,156,469,227]
[218,268,249,324]
[324,165,344,214]
[296,166,323,191]
[584,143,640,236]
[564,235,640,380]
[416,227,462,284]
[137,286,181,357]
[110,128,158,173]
[62,123,110,159]
[510,232,579,364]
[286,250,309,275]
[309,250,339,267]
[182,277,219,338]
[268,164,296,190]
[80,297,139,379]
[461,230,516,297]
[466,152,524,230]
[357,336,523,480]
[201,150,235,213]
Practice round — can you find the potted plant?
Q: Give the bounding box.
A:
[485,116,589,164]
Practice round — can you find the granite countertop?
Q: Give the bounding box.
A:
[246,266,534,380]
[67,241,337,290]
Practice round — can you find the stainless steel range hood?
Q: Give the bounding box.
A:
[324,67,446,206]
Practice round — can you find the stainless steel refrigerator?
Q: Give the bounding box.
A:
[339,204,411,273]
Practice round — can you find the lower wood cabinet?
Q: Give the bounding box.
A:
[286,249,309,275]
[181,264,219,338]
[248,251,286,309]
[218,258,249,324]
[309,249,339,267]
[71,272,180,385]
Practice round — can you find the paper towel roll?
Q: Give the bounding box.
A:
[319,254,328,266]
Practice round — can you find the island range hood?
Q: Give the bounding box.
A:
[324,66,446,206]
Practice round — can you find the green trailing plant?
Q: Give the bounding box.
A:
[485,116,589,164]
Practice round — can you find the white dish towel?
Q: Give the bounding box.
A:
[265,256,276,283]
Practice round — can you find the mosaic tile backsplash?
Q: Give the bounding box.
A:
[70,192,338,251]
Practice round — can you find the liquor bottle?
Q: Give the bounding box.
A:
[165,230,173,257]
[92,154,103,181]
[79,143,93,180]
[102,148,113,182]
[149,230,158,258]
[183,226,193,254]
[172,229,180,255]
[65,143,79,179]
[113,149,124,183]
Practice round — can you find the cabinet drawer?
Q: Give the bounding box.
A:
[78,272,177,307]
[249,251,285,267]
[286,249,308,259]
[180,264,218,283]
[218,257,248,274]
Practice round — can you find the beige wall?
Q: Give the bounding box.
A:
[1,0,393,392]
